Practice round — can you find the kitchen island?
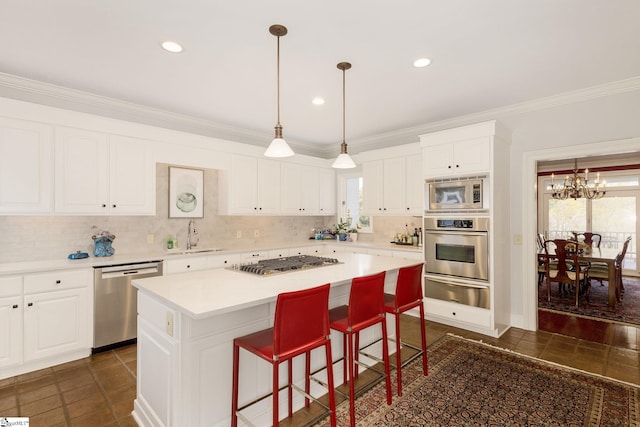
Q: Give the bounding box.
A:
[131,252,421,427]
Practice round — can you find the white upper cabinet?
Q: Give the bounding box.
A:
[405,154,423,215]
[219,155,281,215]
[318,167,336,215]
[109,135,156,214]
[281,163,325,215]
[55,128,155,215]
[0,118,53,213]
[363,157,408,215]
[422,136,491,178]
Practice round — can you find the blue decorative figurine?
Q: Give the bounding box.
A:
[92,231,116,257]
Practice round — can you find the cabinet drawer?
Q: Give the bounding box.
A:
[0,276,23,297]
[425,297,491,328]
[24,269,89,294]
[208,254,241,269]
[165,257,209,274]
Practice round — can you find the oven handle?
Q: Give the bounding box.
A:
[425,275,488,288]
[424,230,488,237]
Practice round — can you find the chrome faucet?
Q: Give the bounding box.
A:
[187,220,199,250]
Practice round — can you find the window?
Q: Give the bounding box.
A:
[339,173,372,233]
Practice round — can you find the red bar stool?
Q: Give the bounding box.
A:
[383,263,428,396]
[329,271,392,427]
[231,283,336,427]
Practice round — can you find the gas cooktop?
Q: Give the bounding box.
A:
[233,255,341,276]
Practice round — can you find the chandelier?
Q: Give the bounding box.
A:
[551,158,606,200]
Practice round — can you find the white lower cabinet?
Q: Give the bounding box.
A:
[23,287,89,362]
[425,297,492,329]
[164,256,209,274]
[0,269,91,379]
[0,276,23,369]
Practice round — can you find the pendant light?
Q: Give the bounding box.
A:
[264,24,294,158]
[332,62,356,169]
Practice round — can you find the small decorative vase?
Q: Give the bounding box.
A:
[339,233,347,241]
[348,233,358,242]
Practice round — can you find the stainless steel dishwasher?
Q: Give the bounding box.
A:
[93,260,163,352]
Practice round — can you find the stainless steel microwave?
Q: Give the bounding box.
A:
[427,178,484,211]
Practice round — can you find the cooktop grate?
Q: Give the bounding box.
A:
[235,255,340,275]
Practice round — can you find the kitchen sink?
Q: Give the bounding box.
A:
[165,248,224,255]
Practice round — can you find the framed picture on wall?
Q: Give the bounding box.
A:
[169,166,204,218]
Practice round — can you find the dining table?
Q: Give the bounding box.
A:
[538,246,620,307]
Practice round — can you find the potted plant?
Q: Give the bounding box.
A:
[335,219,349,241]
[348,227,358,242]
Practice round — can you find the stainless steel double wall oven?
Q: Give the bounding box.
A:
[423,217,490,309]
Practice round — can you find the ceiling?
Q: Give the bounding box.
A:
[1,1,639,157]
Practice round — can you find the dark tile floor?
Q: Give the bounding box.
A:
[0,345,138,427]
[1,314,638,426]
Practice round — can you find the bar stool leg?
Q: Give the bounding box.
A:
[231,342,240,427]
[381,317,392,405]
[393,312,403,396]
[419,303,428,377]
[347,331,356,427]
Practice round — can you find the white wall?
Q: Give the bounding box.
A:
[503,89,640,329]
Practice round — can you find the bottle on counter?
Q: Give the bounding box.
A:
[167,235,174,249]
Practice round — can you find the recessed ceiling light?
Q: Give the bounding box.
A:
[413,57,431,68]
[161,41,184,53]
[312,97,325,105]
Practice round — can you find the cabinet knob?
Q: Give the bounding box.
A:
[186,265,191,268]
[455,164,459,168]
[102,204,107,208]
[28,302,33,307]
[254,207,258,210]
[452,312,456,316]
[56,280,61,284]
[448,165,452,169]
[383,208,387,211]
[112,204,116,208]
[12,304,18,309]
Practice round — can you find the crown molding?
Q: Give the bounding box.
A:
[1,72,638,159]
[347,76,640,154]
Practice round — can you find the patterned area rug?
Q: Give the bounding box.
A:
[538,276,640,326]
[314,334,639,426]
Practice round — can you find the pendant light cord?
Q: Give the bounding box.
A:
[342,66,346,144]
[276,34,281,126]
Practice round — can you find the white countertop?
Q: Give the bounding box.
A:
[132,252,421,320]
[0,241,421,275]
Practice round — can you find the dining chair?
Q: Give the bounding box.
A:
[573,232,602,248]
[329,271,392,427]
[588,236,631,302]
[543,239,590,306]
[231,283,337,427]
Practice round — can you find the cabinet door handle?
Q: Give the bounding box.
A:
[56,280,61,284]
[12,304,18,309]
[28,302,33,307]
